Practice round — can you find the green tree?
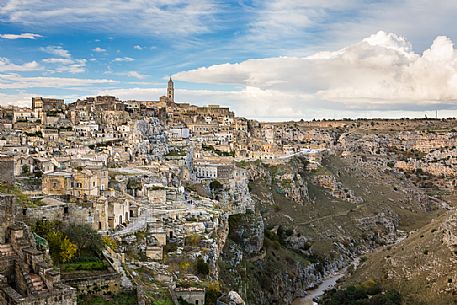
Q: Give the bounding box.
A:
[195,257,209,276]
[205,281,222,305]
[47,231,77,263]
[22,164,30,175]
[63,223,103,257]
[33,220,62,237]
[60,236,77,263]
[209,180,223,191]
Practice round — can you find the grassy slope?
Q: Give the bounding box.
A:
[250,155,441,258]
[345,209,457,305]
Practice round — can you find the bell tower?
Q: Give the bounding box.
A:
[167,77,174,102]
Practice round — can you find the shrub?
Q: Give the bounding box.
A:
[185,234,201,247]
[164,243,177,254]
[47,231,77,264]
[209,180,223,191]
[61,261,108,272]
[195,257,209,276]
[102,235,118,251]
[321,281,401,305]
[205,281,222,305]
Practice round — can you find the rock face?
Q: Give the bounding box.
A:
[220,211,353,305]
[357,212,400,247]
[276,172,309,204]
[313,174,363,204]
[228,291,245,305]
[442,210,457,254]
[228,212,264,255]
[219,155,435,305]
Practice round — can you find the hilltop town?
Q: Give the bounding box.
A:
[0,79,456,305]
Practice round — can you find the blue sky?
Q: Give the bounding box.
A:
[2,0,457,120]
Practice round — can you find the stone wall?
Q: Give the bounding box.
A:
[0,284,76,305]
[175,288,205,305]
[23,203,91,227]
[0,158,15,184]
[0,257,15,285]
[62,272,121,296]
[0,195,17,243]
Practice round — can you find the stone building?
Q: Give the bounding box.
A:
[0,194,77,305]
[167,77,174,103]
[194,162,234,180]
[32,97,65,119]
[42,166,108,199]
[107,197,130,229]
[175,287,205,305]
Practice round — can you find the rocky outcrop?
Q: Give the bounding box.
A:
[218,155,430,305]
[313,174,363,204]
[228,212,264,256]
[277,172,309,204]
[357,212,400,247]
[442,210,457,254]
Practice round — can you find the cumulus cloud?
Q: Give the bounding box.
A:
[0,33,42,39]
[0,58,41,72]
[133,45,143,50]
[41,46,71,58]
[96,86,315,120]
[173,31,457,117]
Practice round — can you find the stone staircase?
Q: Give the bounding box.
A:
[0,244,14,257]
[29,273,47,294]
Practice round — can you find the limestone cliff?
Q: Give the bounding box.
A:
[219,155,438,305]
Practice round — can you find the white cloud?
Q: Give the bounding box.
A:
[127,71,146,79]
[0,58,41,72]
[41,46,87,73]
[231,0,457,58]
[92,47,107,53]
[41,46,71,58]
[321,0,457,52]
[42,58,87,73]
[133,45,143,50]
[113,57,134,62]
[173,31,457,118]
[0,0,217,36]
[236,0,359,52]
[0,92,37,107]
[0,33,42,39]
[96,86,314,120]
[0,73,116,89]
